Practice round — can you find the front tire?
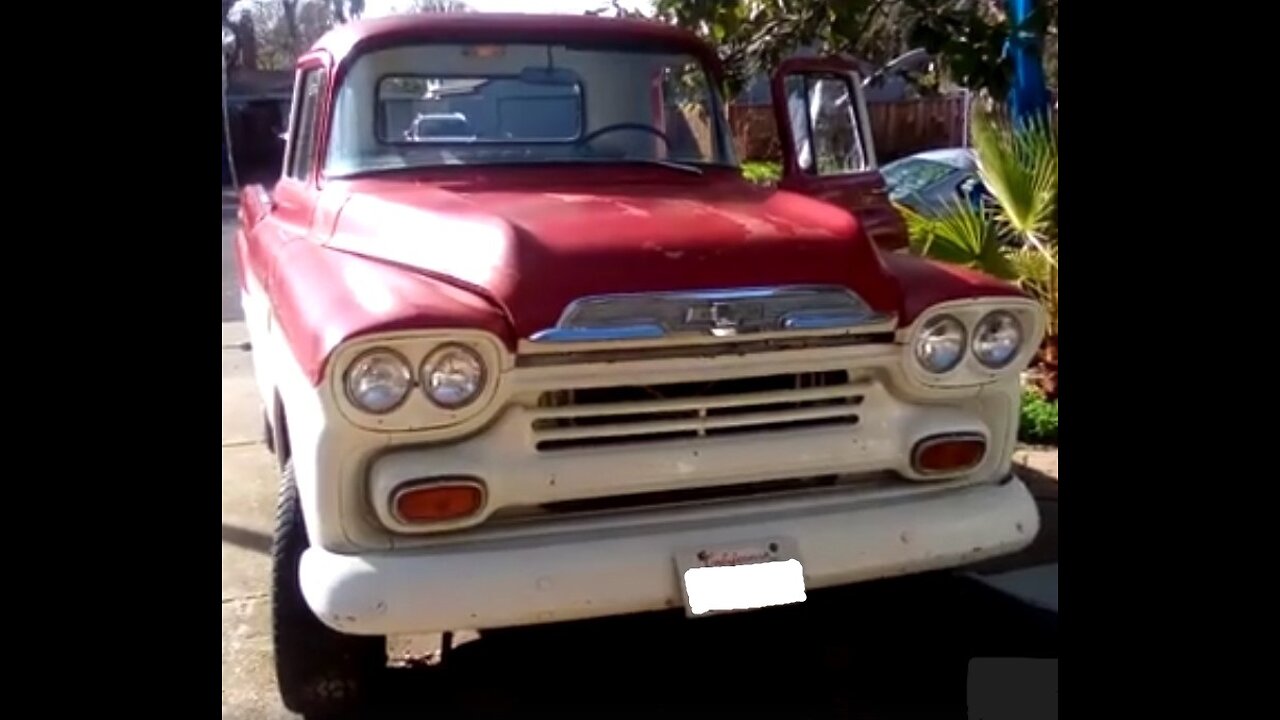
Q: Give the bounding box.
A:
[271,461,385,718]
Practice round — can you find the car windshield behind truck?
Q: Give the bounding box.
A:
[325,43,734,175]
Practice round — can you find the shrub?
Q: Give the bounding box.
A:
[1019,388,1058,445]
[742,160,781,186]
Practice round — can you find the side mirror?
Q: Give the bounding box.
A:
[240,183,274,228]
[958,176,986,208]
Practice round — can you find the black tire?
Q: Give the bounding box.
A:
[272,460,385,719]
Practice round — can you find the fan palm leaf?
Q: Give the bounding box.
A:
[897,198,1016,281]
[1007,244,1058,337]
[970,107,1058,261]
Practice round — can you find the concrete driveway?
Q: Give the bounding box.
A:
[222,210,290,719]
[221,212,1057,719]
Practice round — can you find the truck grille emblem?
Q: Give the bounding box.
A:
[683,301,767,336]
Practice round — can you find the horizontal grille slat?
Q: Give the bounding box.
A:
[535,404,862,443]
[530,370,864,452]
[529,383,866,421]
[486,472,899,527]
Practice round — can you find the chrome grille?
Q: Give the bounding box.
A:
[530,370,864,452]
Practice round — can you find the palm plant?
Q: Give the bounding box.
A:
[897,196,1016,280]
[898,102,1058,398]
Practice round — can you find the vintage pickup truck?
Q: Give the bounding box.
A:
[235,12,1044,718]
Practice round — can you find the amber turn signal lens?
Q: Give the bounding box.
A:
[394,482,484,523]
[912,435,986,475]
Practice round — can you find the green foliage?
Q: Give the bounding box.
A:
[972,108,1058,251]
[906,1,1010,99]
[903,105,1058,336]
[907,0,1057,101]
[742,160,781,185]
[654,0,1059,102]
[1007,241,1057,337]
[1019,388,1057,445]
[897,198,1016,280]
[973,105,1058,338]
[653,0,904,98]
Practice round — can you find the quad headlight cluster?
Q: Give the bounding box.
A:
[913,310,1025,375]
[344,343,488,414]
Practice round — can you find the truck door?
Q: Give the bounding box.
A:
[769,57,908,252]
[236,58,328,345]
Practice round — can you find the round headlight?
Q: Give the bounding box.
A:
[345,349,413,414]
[914,314,966,373]
[972,311,1023,368]
[421,344,487,409]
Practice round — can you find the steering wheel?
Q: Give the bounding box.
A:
[579,123,672,148]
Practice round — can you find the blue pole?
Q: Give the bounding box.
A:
[1005,0,1051,125]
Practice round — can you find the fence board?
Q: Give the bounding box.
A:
[728,94,1057,164]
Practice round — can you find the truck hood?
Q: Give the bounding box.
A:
[325,170,902,340]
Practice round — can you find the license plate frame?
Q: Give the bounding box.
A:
[673,537,806,618]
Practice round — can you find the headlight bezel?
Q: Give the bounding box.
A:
[328,330,507,432]
[902,299,1045,387]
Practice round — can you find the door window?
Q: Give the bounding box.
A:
[286,68,326,181]
[783,72,868,176]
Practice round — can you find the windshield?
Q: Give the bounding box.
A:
[325,43,736,176]
[881,159,957,201]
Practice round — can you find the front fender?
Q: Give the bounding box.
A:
[880,251,1027,325]
[270,241,516,386]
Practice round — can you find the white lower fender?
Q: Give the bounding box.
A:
[298,475,1040,635]
[240,277,277,422]
[241,285,382,551]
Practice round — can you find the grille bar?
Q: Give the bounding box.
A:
[535,404,862,444]
[530,369,865,452]
[529,382,866,421]
[485,472,899,527]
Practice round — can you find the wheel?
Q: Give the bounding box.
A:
[271,460,385,719]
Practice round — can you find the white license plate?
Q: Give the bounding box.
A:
[674,538,806,617]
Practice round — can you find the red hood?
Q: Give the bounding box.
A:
[325,168,902,339]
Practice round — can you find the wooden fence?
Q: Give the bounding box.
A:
[727,93,1059,164]
[727,93,973,163]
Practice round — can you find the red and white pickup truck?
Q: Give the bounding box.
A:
[234,12,1044,718]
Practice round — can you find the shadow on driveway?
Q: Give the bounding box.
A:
[323,572,1057,719]
[222,523,271,555]
[969,464,1058,576]
[222,215,245,323]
